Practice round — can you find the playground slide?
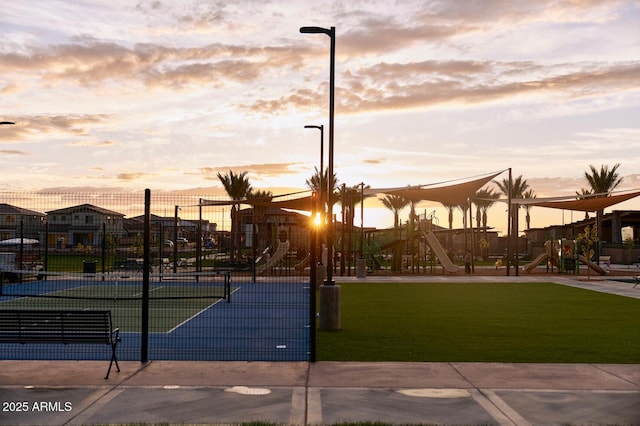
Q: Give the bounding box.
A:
[294,254,310,270]
[257,240,290,275]
[522,253,549,273]
[578,255,606,275]
[423,231,460,273]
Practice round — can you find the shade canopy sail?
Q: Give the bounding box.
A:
[0,238,40,245]
[200,191,315,212]
[252,195,315,211]
[501,189,640,212]
[200,175,638,216]
[365,171,504,205]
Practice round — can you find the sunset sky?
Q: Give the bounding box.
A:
[1,1,639,233]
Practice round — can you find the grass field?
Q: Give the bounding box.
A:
[317,282,640,363]
[0,282,230,333]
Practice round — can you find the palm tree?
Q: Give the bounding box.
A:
[494,174,530,230]
[381,194,410,272]
[584,164,623,195]
[495,175,530,200]
[583,163,624,260]
[473,188,499,231]
[522,189,537,230]
[494,175,530,271]
[337,184,372,272]
[472,188,499,260]
[442,203,456,230]
[217,170,252,261]
[306,166,339,207]
[442,203,457,250]
[306,167,338,266]
[246,189,273,254]
[305,166,325,193]
[576,188,593,219]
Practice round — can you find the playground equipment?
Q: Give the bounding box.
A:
[294,253,310,271]
[522,239,606,275]
[522,240,553,273]
[256,240,290,275]
[422,231,459,273]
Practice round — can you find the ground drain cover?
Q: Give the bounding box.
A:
[397,388,471,398]
[225,386,271,395]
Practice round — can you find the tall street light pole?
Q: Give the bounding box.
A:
[300,25,340,331]
[300,26,335,285]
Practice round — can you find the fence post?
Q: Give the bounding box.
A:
[141,189,151,363]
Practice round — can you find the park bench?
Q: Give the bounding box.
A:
[0,309,121,379]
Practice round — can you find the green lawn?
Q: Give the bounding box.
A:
[317,282,639,363]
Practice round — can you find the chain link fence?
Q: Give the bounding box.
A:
[0,191,313,362]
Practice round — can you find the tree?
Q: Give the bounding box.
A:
[305,166,339,212]
[338,184,372,272]
[583,164,623,260]
[494,175,530,271]
[472,188,499,260]
[442,203,457,251]
[494,175,530,200]
[306,167,339,265]
[576,188,593,219]
[457,201,470,251]
[246,189,273,253]
[494,175,530,235]
[443,203,455,230]
[623,237,635,267]
[217,170,252,262]
[576,225,598,280]
[522,189,537,230]
[584,163,623,195]
[381,194,410,272]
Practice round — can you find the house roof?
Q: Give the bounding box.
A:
[46,203,125,217]
[0,203,44,216]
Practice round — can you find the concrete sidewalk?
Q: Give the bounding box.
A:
[1,360,638,425]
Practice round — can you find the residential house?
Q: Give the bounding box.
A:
[46,204,126,249]
[0,203,45,241]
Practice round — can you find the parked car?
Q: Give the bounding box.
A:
[0,252,44,282]
[176,237,188,244]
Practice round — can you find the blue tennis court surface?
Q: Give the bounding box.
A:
[0,275,311,362]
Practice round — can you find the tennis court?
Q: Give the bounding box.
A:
[0,272,312,362]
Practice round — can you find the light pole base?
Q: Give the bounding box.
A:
[356,258,366,278]
[319,284,341,331]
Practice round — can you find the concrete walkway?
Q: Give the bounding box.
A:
[1,360,639,425]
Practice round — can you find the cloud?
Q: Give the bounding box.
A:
[117,172,157,181]
[420,0,621,26]
[198,162,305,180]
[0,82,19,94]
[68,140,117,147]
[339,17,469,56]
[244,59,640,114]
[1,115,116,144]
[0,40,305,90]
[364,158,384,165]
[0,149,29,156]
